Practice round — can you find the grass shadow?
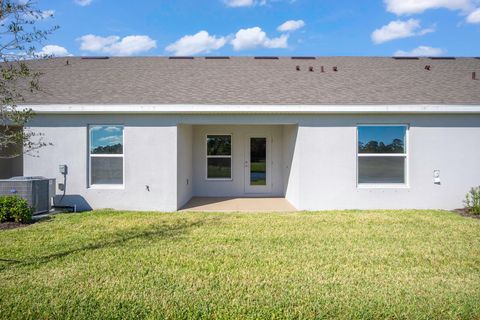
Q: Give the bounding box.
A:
[0,216,53,232]
[0,216,221,271]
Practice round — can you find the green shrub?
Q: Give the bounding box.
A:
[0,196,33,223]
[464,186,480,215]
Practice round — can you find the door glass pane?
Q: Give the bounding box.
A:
[250,138,266,186]
[358,157,405,184]
[358,126,406,154]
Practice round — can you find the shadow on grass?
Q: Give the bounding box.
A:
[0,217,220,271]
[0,216,53,232]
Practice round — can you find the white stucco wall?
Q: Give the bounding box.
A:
[295,114,480,210]
[24,115,178,211]
[282,125,300,208]
[22,113,480,211]
[191,125,286,197]
[177,124,193,208]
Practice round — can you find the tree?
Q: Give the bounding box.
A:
[0,0,57,159]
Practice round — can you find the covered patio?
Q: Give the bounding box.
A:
[180,197,297,212]
[176,123,300,211]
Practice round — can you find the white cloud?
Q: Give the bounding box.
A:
[225,0,255,7]
[78,34,157,56]
[371,19,434,44]
[23,9,54,20]
[165,31,227,56]
[104,126,121,132]
[231,27,288,51]
[277,20,305,32]
[75,0,93,6]
[98,135,122,145]
[467,8,480,23]
[78,35,118,52]
[39,9,55,19]
[37,45,72,57]
[394,46,445,57]
[384,0,473,15]
[224,0,269,7]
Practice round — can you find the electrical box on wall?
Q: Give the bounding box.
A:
[59,165,68,175]
[433,170,441,184]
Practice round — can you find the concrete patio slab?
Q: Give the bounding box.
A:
[180,197,297,212]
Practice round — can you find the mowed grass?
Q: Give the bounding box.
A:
[0,210,479,319]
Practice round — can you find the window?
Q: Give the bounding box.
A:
[206,135,232,180]
[357,125,407,186]
[89,125,124,186]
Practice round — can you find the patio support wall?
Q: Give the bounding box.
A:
[177,124,193,209]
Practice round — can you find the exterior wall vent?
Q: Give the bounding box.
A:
[393,57,419,60]
[205,56,230,59]
[254,56,279,60]
[169,56,194,59]
[429,57,456,60]
[81,56,110,60]
[291,57,316,60]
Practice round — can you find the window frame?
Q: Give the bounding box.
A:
[205,134,233,181]
[88,124,125,189]
[356,124,409,189]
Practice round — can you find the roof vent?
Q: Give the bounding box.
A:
[429,57,456,60]
[81,56,109,60]
[291,57,316,60]
[425,65,431,70]
[393,57,419,60]
[205,56,230,59]
[254,56,279,60]
[309,66,314,72]
[333,66,338,72]
[473,72,477,80]
[169,56,194,59]
[296,65,301,71]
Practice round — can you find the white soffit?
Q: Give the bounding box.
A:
[22,104,480,114]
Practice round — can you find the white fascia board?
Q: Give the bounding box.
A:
[21,104,480,114]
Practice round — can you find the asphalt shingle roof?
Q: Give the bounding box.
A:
[24,56,480,105]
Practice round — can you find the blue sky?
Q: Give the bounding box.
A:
[36,0,480,57]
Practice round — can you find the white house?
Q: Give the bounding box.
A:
[6,56,480,211]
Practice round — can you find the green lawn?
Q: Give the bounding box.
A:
[0,210,479,319]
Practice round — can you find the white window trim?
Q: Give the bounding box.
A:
[88,125,125,189]
[205,134,233,181]
[356,124,409,189]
